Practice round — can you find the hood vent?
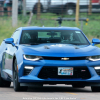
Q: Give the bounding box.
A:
[74,46,79,49]
[44,45,50,49]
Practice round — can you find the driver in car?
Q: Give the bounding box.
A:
[61,34,70,43]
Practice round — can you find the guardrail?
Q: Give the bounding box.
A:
[56,17,89,31]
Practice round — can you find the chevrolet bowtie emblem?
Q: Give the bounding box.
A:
[61,58,69,60]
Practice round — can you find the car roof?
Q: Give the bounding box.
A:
[19,26,81,31]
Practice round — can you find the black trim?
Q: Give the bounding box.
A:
[43,56,87,60]
[20,82,100,87]
[38,66,91,79]
[95,69,100,76]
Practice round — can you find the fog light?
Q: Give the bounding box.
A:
[94,66,100,76]
[24,66,34,76]
[94,67,100,70]
[24,66,34,70]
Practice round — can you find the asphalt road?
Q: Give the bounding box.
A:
[0,83,100,100]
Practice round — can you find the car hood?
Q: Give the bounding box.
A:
[20,43,100,57]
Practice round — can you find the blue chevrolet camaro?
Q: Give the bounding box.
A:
[0,26,100,92]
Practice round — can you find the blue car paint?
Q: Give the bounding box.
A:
[0,27,100,86]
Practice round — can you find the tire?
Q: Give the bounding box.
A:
[3,80,11,87]
[32,3,43,14]
[0,54,5,87]
[65,7,75,15]
[13,59,28,91]
[0,72,11,87]
[0,72,4,87]
[13,59,20,91]
[0,53,11,87]
[91,86,100,92]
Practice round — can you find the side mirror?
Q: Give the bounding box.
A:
[92,38,100,46]
[5,38,15,46]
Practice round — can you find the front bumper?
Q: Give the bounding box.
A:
[18,59,100,86]
[19,75,100,87]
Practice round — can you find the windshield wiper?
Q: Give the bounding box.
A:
[70,43,88,45]
[29,43,40,45]
[68,43,82,45]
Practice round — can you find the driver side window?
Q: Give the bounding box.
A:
[12,30,20,44]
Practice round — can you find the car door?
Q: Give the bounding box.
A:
[2,30,20,79]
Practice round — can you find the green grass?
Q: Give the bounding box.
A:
[0,13,100,44]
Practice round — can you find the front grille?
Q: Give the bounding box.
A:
[38,66,91,79]
[23,69,32,76]
[95,69,100,75]
[43,57,86,60]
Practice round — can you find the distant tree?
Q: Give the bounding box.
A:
[37,0,41,19]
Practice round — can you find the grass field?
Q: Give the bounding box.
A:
[0,13,100,44]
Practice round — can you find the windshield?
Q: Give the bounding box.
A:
[20,30,90,45]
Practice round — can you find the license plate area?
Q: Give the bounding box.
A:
[58,67,73,76]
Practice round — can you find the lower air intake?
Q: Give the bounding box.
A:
[38,66,91,79]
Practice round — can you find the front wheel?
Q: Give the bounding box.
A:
[0,72,4,87]
[13,59,28,91]
[13,59,20,91]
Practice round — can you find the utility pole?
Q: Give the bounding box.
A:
[12,0,18,27]
[37,0,41,19]
[88,0,92,15]
[23,0,26,16]
[76,0,80,25]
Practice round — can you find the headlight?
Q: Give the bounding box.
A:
[87,55,100,61]
[23,55,43,61]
